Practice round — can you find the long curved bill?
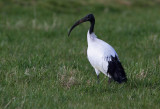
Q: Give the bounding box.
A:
[68,16,88,36]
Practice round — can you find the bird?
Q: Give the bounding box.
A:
[68,14,127,84]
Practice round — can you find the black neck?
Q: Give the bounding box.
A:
[89,20,95,34]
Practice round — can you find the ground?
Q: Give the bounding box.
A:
[0,0,160,109]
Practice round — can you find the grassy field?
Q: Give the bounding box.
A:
[0,0,160,109]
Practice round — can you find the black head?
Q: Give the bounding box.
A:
[86,14,95,23]
[68,14,95,36]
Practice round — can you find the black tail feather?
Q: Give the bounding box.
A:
[108,56,127,83]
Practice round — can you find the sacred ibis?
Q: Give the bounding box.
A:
[68,14,127,84]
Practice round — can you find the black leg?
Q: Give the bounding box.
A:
[108,78,113,84]
[97,75,100,84]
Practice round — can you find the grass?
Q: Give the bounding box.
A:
[0,0,160,109]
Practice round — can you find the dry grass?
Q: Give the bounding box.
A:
[58,66,80,89]
[136,69,147,80]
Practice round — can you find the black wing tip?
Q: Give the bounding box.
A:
[108,56,127,84]
[118,77,127,84]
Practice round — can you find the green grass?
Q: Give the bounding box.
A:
[0,0,160,109]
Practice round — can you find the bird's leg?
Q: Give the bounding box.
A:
[97,75,100,84]
[108,78,113,84]
[94,68,100,84]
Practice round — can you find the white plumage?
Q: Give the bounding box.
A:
[87,31,117,77]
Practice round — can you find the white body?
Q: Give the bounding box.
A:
[87,31,118,77]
